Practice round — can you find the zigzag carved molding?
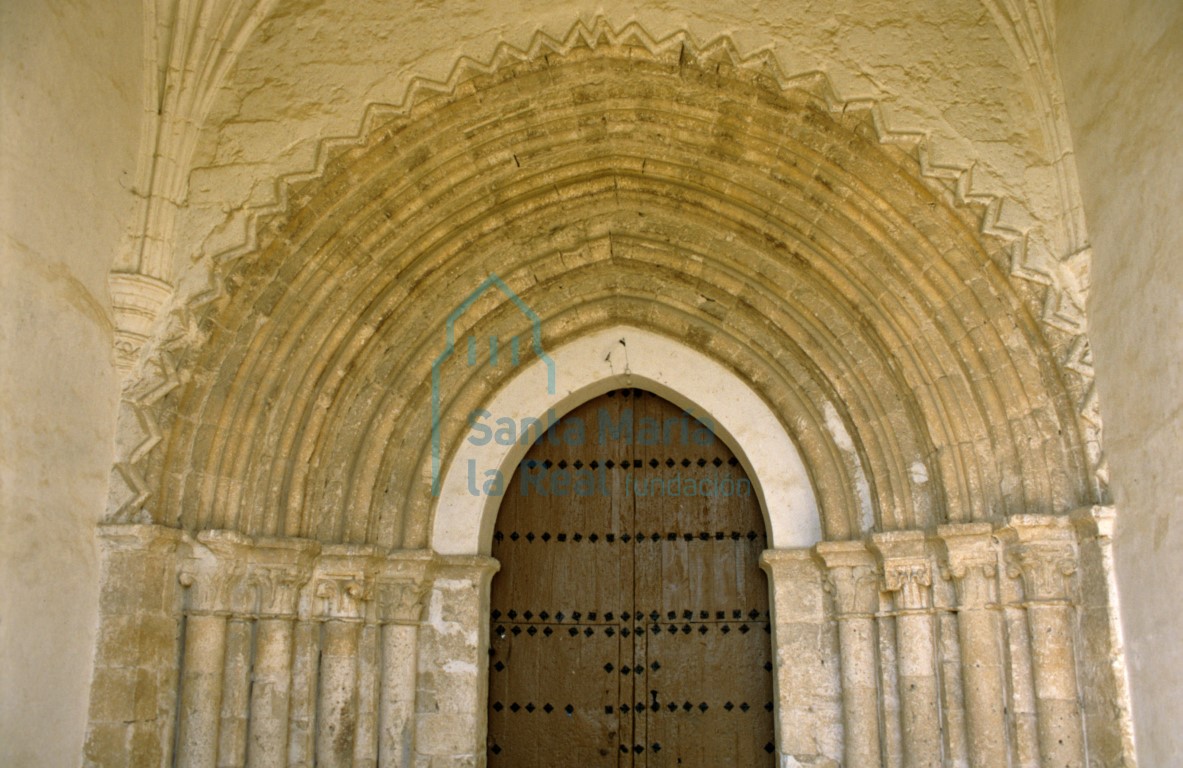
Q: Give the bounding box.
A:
[109,17,1104,521]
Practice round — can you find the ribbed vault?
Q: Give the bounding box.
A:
[154,41,1092,547]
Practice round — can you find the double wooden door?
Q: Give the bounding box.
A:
[488,389,774,766]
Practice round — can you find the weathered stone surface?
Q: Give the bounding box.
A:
[5,3,1177,766]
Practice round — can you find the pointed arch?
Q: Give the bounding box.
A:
[431,325,820,554]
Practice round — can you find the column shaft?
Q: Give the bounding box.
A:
[216,618,253,766]
[816,541,882,768]
[317,619,363,768]
[940,523,1008,768]
[176,614,229,768]
[354,623,381,767]
[287,620,319,767]
[248,618,295,767]
[956,605,1008,766]
[839,614,883,768]
[894,610,942,767]
[1028,603,1085,766]
[379,624,419,768]
[873,531,941,768]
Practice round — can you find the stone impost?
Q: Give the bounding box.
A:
[1002,515,1085,768]
[938,522,1008,768]
[816,540,882,768]
[872,530,941,768]
[415,555,500,767]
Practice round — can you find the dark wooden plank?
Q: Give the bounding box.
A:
[489,389,773,766]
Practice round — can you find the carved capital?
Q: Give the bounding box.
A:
[815,540,879,617]
[372,550,434,624]
[871,530,933,611]
[376,578,433,624]
[938,522,1000,609]
[883,560,933,610]
[178,530,254,614]
[311,544,387,620]
[109,272,173,375]
[1000,515,1079,604]
[177,531,321,616]
[314,576,370,620]
[247,537,320,617]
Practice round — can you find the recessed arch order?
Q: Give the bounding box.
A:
[431,325,820,555]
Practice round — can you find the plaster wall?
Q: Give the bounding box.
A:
[0,1,141,764]
[177,0,1074,282]
[1056,1,1183,764]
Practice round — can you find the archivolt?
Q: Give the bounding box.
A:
[148,41,1093,547]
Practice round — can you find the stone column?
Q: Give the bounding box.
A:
[816,540,882,768]
[217,616,253,766]
[287,618,320,767]
[939,523,1007,768]
[876,611,904,768]
[176,531,252,768]
[1003,516,1085,768]
[314,567,371,768]
[872,531,941,768]
[354,624,381,768]
[1000,562,1040,768]
[246,539,319,768]
[415,555,500,767]
[375,554,434,768]
[932,567,968,767]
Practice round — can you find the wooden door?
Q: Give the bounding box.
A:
[488,389,774,766]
